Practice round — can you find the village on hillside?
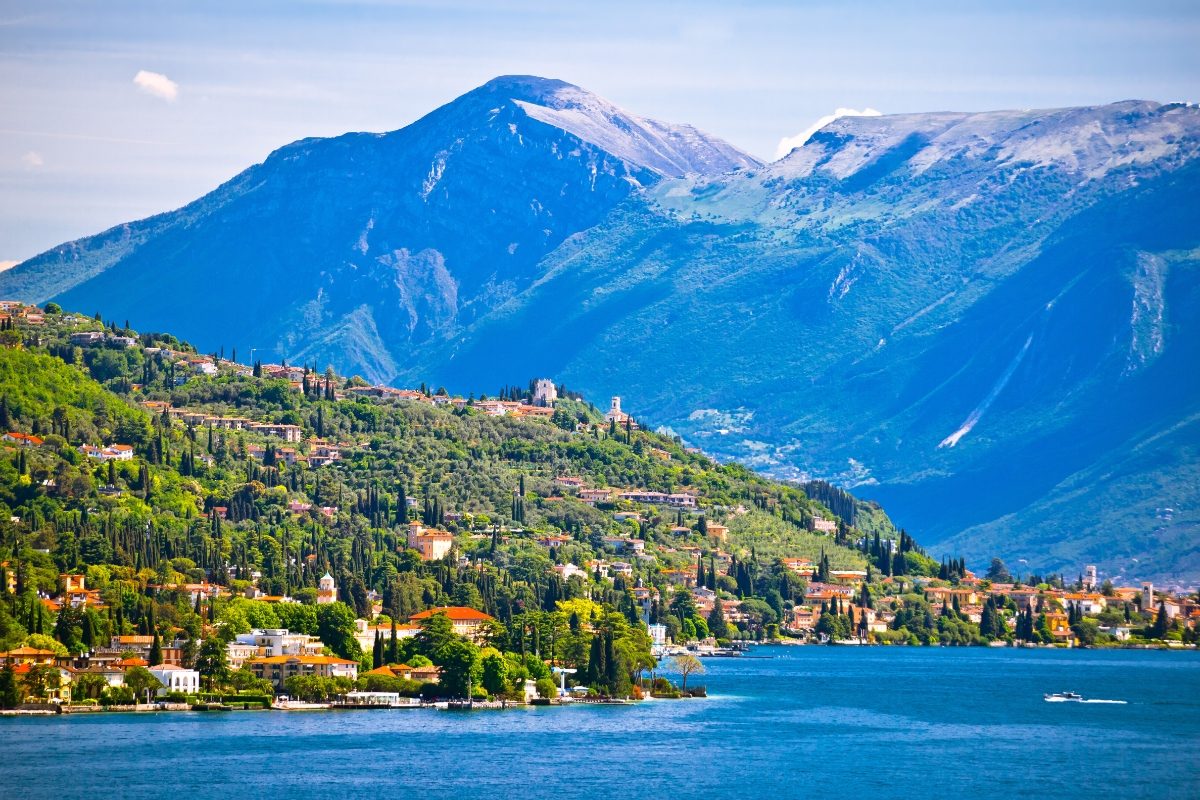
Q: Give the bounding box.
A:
[0,300,1197,714]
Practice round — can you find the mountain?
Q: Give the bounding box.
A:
[0,75,758,383]
[433,100,1200,585]
[2,80,1198,584]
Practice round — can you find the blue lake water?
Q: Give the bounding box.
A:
[3,646,1198,800]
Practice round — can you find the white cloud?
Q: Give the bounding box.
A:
[775,107,882,159]
[0,260,17,273]
[21,150,43,167]
[133,70,179,102]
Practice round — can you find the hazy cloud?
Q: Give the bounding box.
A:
[21,150,44,167]
[775,107,882,159]
[133,69,179,102]
[0,260,17,272]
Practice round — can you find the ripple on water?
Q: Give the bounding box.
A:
[3,647,1198,800]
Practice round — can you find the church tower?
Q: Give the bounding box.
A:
[317,572,337,604]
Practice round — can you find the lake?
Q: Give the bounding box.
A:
[3,646,1198,800]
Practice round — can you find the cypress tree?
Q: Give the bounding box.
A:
[81,613,95,650]
[149,631,163,666]
[603,630,619,694]
[708,597,730,640]
[1151,602,1170,639]
[585,634,603,687]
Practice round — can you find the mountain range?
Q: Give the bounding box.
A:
[3,76,1198,585]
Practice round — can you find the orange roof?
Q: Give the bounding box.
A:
[248,655,357,666]
[365,664,412,677]
[115,657,148,667]
[1,647,59,657]
[409,606,495,623]
[4,432,44,445]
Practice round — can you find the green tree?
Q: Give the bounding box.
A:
[315,602,362,661]
[1071,618,1099,647]
[23,664,62,700]
[52,606,82,653]
[25,634,68,657]
[480,652,509,696]
[415,612,457,662]
[438,638,480,699]
[0,663,21,707]
[124,666,163,702]
[72,671,109,701]
[707,598,730,640]
[195,638,230,691]
[1151,603,1170,639]
[535,676,557,699]
[985,557,1013,583]
[669,586,698,624]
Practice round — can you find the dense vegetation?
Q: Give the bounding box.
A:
[0,306,960,703]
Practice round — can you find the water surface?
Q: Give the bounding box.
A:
[4,646,1197,800]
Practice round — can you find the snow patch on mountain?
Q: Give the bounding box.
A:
[771,100,1200,183]
[775,107,881,159]
[509,80,760,178]
[939,334,1035,448]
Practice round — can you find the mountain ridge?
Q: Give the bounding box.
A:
[1,78,1197,583]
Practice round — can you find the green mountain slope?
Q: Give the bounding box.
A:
[1,307,936,669]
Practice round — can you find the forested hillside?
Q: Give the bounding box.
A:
[0,304,951,701]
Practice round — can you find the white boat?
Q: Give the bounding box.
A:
[273,696,331,710]
[1044,692,1084,702]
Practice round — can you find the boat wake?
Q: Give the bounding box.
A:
[1045,697,1127,704]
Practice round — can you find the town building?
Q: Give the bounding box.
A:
[248,655,359,690]
[98,636,183,666]
[2,432,44,447]
[406,522,454,561]
[79,444,134,461]
[409,606,496,643]
[234,629,325,658]
[617,490,698,508]
[148,664,201,696]
[352,618,419,653]
[579,488,612,505]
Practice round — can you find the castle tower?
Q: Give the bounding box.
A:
[317,572,337,605]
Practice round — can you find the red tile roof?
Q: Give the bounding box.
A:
[409,606,495,623]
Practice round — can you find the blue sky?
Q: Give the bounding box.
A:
[1,0,1198,265]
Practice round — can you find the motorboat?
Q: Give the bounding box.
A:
[1044,691,1084,702]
